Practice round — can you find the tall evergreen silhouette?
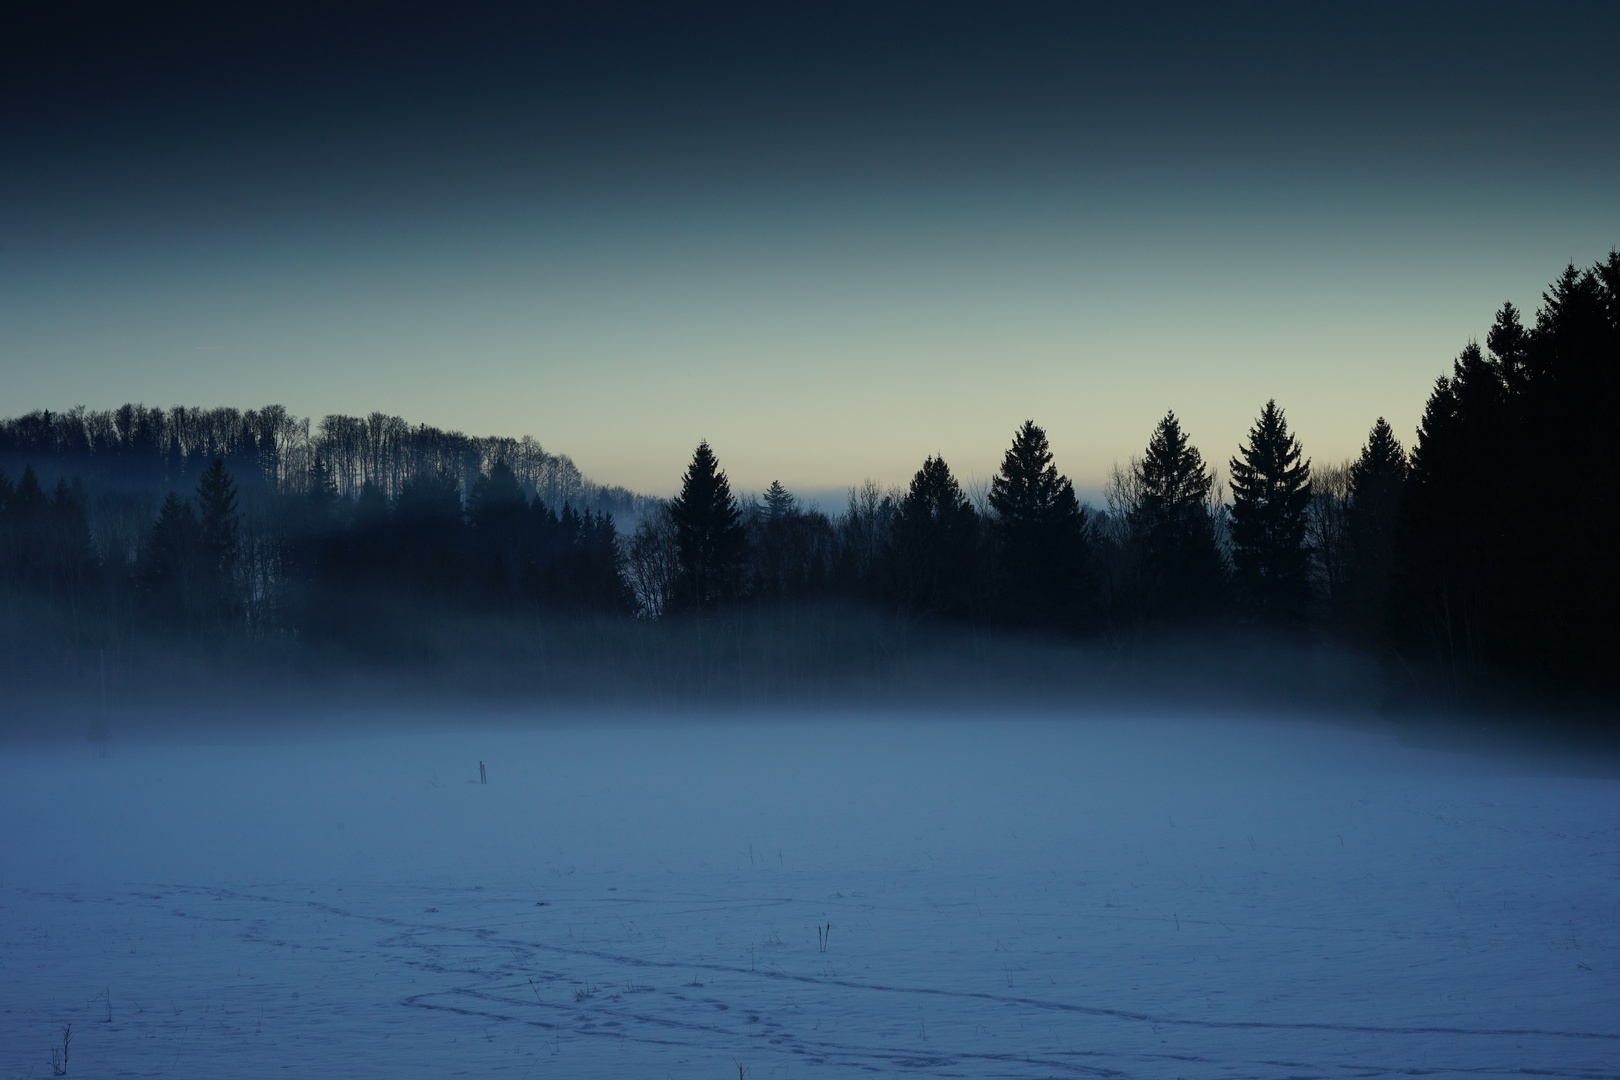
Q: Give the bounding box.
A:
[7,466,49,589]
[762,480,796,520]
[195,457,240,565]
[1393,253,1619,690]
[469,460,528,596]
[141,492,202,627]
[668,441,745,612]
[194,456,243,627]
[890,455,980,618]
[1229,401,1313,623]
[1343,418,1406,637]
[1128,412,1224,623]
[1392,340,1513,677]
[989,421,1089,628]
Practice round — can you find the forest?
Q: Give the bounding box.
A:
[2,253,1616,712]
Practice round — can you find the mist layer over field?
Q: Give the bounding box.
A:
[4,710,1617,1078]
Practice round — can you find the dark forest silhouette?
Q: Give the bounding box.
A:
[2,253,1616,708]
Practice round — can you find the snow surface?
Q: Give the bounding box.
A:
[3,712,1618,1078]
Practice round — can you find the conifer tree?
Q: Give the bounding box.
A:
[1228,400,1313,623]
[762,480,796,520]
[48,479,96,610]
[12,465,46,512]
[1129,412,1224,622]
[469,461,527,536]
[1391,342,1509,672]
[1485,302,1529,393]
[1343,417,1406,635]
[668,441,745,612]
[890,455,979,618]
[9,466,50,588]
[142,492,202,626]
[195,457,241,582]
[469,460,529,596]
[989,421,1089,627]
[194,456,242,626]
[1392,254,1619,689]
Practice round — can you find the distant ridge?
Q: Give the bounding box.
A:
[0,404,661,523]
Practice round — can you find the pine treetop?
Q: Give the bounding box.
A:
[1228,400,1310,517]
[668,440,745,611]
[14,464,46,512]
[763,480,796,520]
[990,420,1078,528]
[1228,399,1313,621]
[901,455,972,525]
[470,460,528,528]
[1349,417,1406,497]
[1137,411,1212,509]
[195,456,241,563]
[670,440,742,534]
[150,490,200,552]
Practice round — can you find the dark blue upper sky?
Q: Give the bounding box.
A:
[5,1,1618,494]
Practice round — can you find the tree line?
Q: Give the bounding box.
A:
[1,252,1614,699]
[0,404,656,519]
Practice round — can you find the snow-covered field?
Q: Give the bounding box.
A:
[3,711,1618,1078]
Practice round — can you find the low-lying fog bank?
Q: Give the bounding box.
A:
[0,610,1417,738]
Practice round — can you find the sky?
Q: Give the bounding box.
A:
[4,1,1618,500]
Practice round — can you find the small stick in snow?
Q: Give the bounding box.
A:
[479,761,487,785]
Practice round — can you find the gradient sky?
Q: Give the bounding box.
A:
[4,1,1618,500]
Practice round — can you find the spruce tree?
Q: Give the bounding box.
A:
[469,461,527,536]
[1391,342,1509,673]
[1129,412,1224,623]
[48,478,96,612]
[1343,417,1406,635]
[668,441,745,612]
[762,480,796,520]
[10,466,49,588]
[890,455,979,618]
[468,460,528,601]
[1392,255,1620,689]
[194,457,242,627]
[142,492,202,627]
[195,457,241,582]
[989,420,1088,628]
[1228,400,1313,623]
